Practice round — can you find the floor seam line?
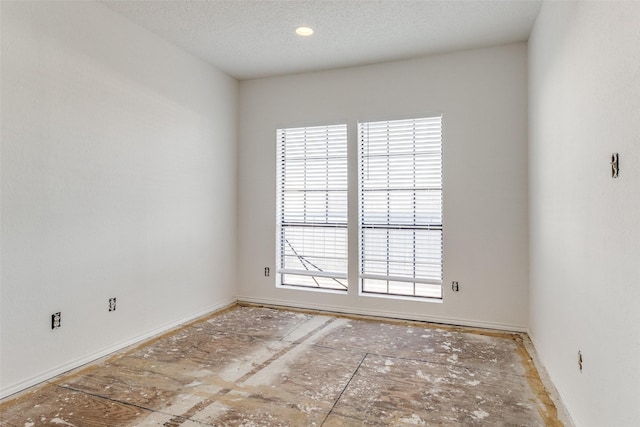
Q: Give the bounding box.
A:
[54,383,160,414]
[320,351,369,426]
[56,383,219,427]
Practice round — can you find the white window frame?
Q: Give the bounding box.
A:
[276,124,348,292]
[358,116,443,299]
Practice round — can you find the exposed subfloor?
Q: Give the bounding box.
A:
[0,305,561,426]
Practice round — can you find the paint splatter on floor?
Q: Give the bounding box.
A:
[0,305,562,426]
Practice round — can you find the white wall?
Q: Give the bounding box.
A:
[0,1,237,397]
[529,2,640,426]
[238,43,529,331]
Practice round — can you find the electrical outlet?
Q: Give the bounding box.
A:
[578,351,583,372]
[51,312,61,329]
[451,281,459,292]
[264,267,270,277]
[108,297,117,312]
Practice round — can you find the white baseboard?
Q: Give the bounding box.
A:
[1,295,527,400]
[0,297,237,400]
[237,296,528,333]
[526,332,576,427]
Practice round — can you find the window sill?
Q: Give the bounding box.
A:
[359,290,443,304]
[277,284,348,296]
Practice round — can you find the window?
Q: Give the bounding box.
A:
[276,124,348,291]
[358,116,443,299]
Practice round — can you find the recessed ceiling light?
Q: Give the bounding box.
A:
[296,26,314,37]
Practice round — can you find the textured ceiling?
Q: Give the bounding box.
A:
[102,0,542,80]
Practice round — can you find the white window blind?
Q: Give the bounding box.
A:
[358,116,443,299]
[277,124,348,291]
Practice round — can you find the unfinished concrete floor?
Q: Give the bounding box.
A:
[0,305,561,426]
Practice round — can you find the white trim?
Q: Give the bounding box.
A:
[356,111,444,126]
[276,284,347,295]
[358,116,444,299]
[237,296,527,333]
[274,118,349,131]
[358,289,442,304]
[276,123,349,290]
[0,297,237,400]
[526,332,576,427]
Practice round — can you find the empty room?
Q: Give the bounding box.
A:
[1,1,638,426]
